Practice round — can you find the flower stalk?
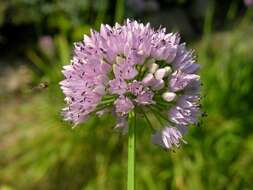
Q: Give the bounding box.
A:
[128,111,136,190]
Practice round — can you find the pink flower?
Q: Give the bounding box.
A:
[60,20,201,150]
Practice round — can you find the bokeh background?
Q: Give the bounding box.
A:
[1,0,253,189]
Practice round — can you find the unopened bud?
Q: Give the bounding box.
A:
[152,79,164,90]
[162,92,176,102]
[164,66,172,74]
[148,63,159,73]
[155,66,172,79]
[154,68,167,80]
[142,73,155,86]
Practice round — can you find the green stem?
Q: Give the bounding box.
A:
[128,111,136,190]
[115,0,124,23]
[100,99,115,105]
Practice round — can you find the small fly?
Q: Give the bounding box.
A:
[32,81,49,91]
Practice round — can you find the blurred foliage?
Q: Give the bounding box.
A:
[0,0,247,42]
[1,0,103,27]
[26,35,69,86]
[0,0,119,46]
[1,0,253,190]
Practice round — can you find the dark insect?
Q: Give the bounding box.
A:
[32,81,49,91]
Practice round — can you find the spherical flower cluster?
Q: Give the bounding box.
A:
[60,20,201,150]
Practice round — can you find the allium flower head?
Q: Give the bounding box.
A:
[60,20,201,150]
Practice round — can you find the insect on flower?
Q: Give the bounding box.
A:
[60,20,201,150]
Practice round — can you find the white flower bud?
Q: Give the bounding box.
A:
[162,92,176,102]
[152,79,164,90]
[154,66,172,79]
[142,73,155,86]
[154,68,167,80]
[148,63,159,73]
[164,66,172,74]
